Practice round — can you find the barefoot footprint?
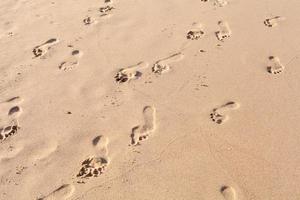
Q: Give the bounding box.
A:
[77,135,110,180]
[216,21,231,42]
[0,97,23,141]
[38,184,75,200]
[221,186,237,200]
[33,38,59,58]
[264,16,285,27]
[267,56,285,74]
[187,23,205,40]
[59,50,83,72]
[115,62,148,83]
[152,53,184,74]
[131,106,156,146]
[210,101,240,124]
[83,16,97,25]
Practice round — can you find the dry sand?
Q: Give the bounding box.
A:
[1,0,300,199]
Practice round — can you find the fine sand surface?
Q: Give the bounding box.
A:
[1,0,300,199]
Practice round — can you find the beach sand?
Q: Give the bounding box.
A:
[1,0,300,199]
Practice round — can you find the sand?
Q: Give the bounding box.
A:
[0,0,300,199]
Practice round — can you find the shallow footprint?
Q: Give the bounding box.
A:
[216,21,231,42]
[187,23,205,40]
[38,184,75,200]
[152,53,184,74]
[267,56,285,74]
[264,16,285,27]
[59,50,83,72]
[115,62,148,83]
[210,101,240,124]
[221,186,237,200]
[131,106,156,146]
[33,38,59,58]
[214,0,228,7]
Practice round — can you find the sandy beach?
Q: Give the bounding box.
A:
[1,0,300,199]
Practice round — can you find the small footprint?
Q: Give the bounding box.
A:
[216,21,231,42]
[264,16,285,27]
[214,0,228,7]
[37,184,75,200]
[99,5,115,17]
[267,56,285,74]
[59,50,83,72]
[210,101,240,124]
[77,135,110,180]
[221,186,237,200]
[0,97,23,141]
[83,16,97,25]
[33,38,59,58]
[187,23,205,40]
[115,62,148,83]
[131,106,156,146]
[152,53,184,74]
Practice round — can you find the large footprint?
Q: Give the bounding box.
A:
[131,106,156,146]
[152,53,184,74]
[267,56,285,74]
[59,50,83,72]
[216,21,232,42]
[0,97,23,141]
[264,16,285,28]
[33,38,59,58]
[221,186,237,200]
[115,62,149,83]
[77,135,110,180]
[37,184,75,200]
[210,101,240,124]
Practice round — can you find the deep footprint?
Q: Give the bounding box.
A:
[210,101,240,124]
[33,38,59,58]
[221,186,237,200]
[267,56,285,74]
[187,23,205,40]
[77,135,110,180]
[152,53,184,74]
[131,106,156,145]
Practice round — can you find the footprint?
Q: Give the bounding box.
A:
[267,56,285,74]
[99,5,115,16]
[187,23,205,40]
[221,186,237,200]
[0,97,23,141]
[83,16,97,25]
[216,21,231,42]
[200,0,228,7]
[264,16,285,27]
[59,50,83,72]
[77,136,110,180]
[131,106,156,146]
[152,53,184,74]
[214,0,228,7]
[210,101,240,124]
[33,38,59,58]
[115,62,148,83]
[38,184,75,200]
